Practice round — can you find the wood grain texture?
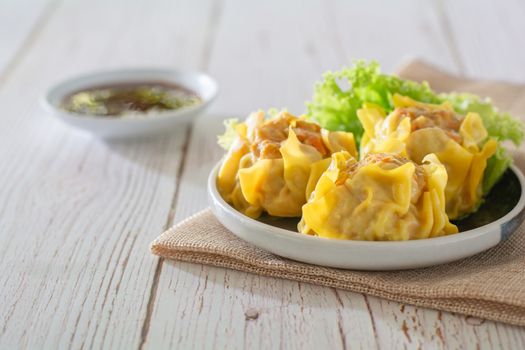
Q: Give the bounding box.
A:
[144,115,379,350]
[145,113,525,349]
[1,0,525,349]
[0,0,214,348]
[0,0,52,78]
[330,0,459,74]
[144,0,524,349]
[440,0,525,83]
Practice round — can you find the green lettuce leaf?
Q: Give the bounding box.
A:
[306,60,523,194]
[441,93,523,146]
[482,144,513,195]
[440,94,522,194]
[217,118,240,150]
[306,60,441,143]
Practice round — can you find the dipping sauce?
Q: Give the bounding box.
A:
[61,81,201,117]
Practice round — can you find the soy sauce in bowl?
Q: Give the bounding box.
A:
[43,68,218,138]
[61,81,201,118]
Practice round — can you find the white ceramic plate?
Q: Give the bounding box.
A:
[41,68,218,139]
[208,162,525,270]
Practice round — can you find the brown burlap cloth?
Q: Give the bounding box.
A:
[151,60,525,327]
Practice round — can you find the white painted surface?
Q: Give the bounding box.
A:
[0,0,524,349]
[0,0,51,76]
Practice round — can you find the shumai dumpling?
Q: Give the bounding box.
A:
[217,111,357,218]
[357,94,497,219]
[299,151,458,240]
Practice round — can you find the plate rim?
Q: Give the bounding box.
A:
[208,160,525,247]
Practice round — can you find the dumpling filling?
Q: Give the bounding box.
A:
[217,111,357,218]
[299,152,458,240]
[358,94,497,219]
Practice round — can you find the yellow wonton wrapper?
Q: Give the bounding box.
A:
[357,94,497,219]
[298,151,458,240]
[217,111,357,218]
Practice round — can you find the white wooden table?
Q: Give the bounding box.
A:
[1,0,525,348]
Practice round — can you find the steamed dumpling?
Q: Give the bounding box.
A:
[217,111,357,218]
[357,94,497,219]
[299,152,458,240]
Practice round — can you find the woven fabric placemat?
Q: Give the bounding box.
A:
[151,60,525,326]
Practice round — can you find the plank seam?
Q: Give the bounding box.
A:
[363,295,381,350]
[138,0,225,345]
[138,257,164,350]
[137,123,193,349]
[332,289,348,350]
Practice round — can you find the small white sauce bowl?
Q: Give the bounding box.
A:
[41,68,218,139]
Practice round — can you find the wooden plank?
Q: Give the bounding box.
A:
[337,0,525,347]
[143,0,518,348]
[144,0,377,345]
[147,115,525,349]
[364,298,525,349]
[0,0,215,349]
[1,0,522,348]
[341,0,525,347]
[440,0,525,82]
[330,0,459,75]
[144,115,378,350]
[205,1,339,116]
[0,0,51,77]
